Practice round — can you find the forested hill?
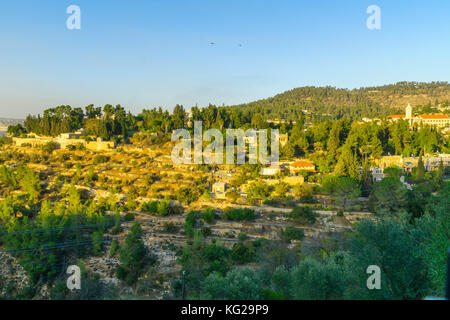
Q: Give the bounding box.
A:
[229,81,450,121]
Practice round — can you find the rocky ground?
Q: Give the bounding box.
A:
[80,207,372,299]
[0,253,29,297]
[0,144,375,299]
[0,206,372,299]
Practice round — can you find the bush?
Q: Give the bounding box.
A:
[124,212,135,221]
[110,239,119,256]
[141,201,159,213]
[280,225,305,243]
[117,222,156,285]
[246,181,271,199]
[184,224,194,237]
[176,187,200,204]
[223,208,255,221]
[293,183,314,199]
[174,173,183,180]
[125,199,138,211]
[163,222,179,233]
[225,190,239,203]
[157,198,171,216]
[141,199,183,216]
[0,137,12,147]
[42,141,59,154]
[116,266,127,281]
[66,143,85,151]
[184,211,200,237]
[289,206,316,225]
[299,195,317,204]
[261,289,284,300]
[238,233,249,242]
[93,155,110,165]
[200,227,212,237]
[231,242,255,264]
[202,209,216,224]
[200,267,263,300]
[92,231,104,255]
[263,199,279,206]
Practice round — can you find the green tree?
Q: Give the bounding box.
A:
[293,183,313,199]
[360,157,373,196]
[18,167,41,202]
[331,177,361,212]
[289,253,355,300]
[200,267,263,300]
[334,147,359,180]
[369,177,408,215]
[289,206,316,225]
[117,222,154,285]
[272,182,290,198]
[42,141,59,154]
[348,218,432,299]
[92,231,104,256]
[280,225,305,243]
[416,153,425,181]
[419,183,450,296]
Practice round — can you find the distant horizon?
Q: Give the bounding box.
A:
[1,80,448,120]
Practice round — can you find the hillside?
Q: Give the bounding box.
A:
[0,118,23,134]
[230,81,450,121]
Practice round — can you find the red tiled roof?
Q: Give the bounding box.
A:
[388,114,448,120]
[417,114,449,119]
[290,161,315,168]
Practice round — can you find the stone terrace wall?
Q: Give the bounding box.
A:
[13,136,115,151]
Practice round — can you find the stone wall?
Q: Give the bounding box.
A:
[13,136,115,151]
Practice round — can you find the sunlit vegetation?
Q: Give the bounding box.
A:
[1,82,449,300]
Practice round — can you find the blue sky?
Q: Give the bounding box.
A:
[0,0,449,118]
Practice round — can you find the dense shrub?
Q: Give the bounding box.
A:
[225,190,240,203]
[202,209,216,224]
[93,155,110,165]
[42,141,59,154]
[289,206,316,225]
[141,199,183,216]
[163,222,179,233]
[231,242,256,264]
[0,137,12,146]
[238,233,248,242]
[141,201,158,213]
[200,227,212,237]
[280,225,305,243]
[117,222,157,285]
[184,211,201,237]
[223,208,255,221]
[175,187,201,204]
[200,267,263,300]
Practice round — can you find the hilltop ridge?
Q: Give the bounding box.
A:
[230,81,450,120]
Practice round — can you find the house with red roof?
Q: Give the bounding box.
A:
[289,160,316,174]
[387,103,449,128]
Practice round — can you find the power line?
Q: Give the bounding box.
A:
[0,232,147,254]
[0,222,115,237]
